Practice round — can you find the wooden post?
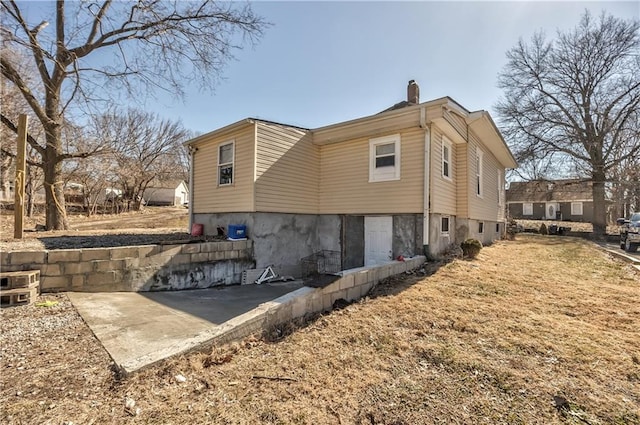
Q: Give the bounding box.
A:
[14,114,28,239]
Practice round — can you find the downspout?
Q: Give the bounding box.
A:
[188,146,196,233]
[420,106,431,258]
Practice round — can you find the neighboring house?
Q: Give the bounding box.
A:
[143,180,189,206]
[95,187,124,204]
[64,182,85,205]
[0,179,14,201]
[506,179,594,222]
[185,81,517,275]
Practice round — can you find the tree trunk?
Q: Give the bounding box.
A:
[43,130,68,230]
[592,170,607,239]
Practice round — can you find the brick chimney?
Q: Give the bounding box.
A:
[407,80,419,104]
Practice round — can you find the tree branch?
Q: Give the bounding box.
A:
[4,1,53,90]
[0,58,50,127]
[0,147,41,167]
[0,113,45,156]
[86,0,113,45]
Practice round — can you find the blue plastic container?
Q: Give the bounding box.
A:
[228,224,247,239]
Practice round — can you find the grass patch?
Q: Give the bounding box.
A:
[2,234,639,424]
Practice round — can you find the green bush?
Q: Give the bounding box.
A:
[461,238,483,259]
[539,223,548,235]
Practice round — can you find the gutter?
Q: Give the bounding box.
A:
[187,146,196,233]
[420,106,431,257]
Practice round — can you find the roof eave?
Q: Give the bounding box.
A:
[467,111,518,169]
[183,119,255,146]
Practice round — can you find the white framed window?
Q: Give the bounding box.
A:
[475,147,484,197]
[496,223,500,233]
[478,221,484,234]
[441,216,450,235]
[441,136,452,180]
[497,170,504,207]
[218,140,234,186]
[369,134,401,182]
[523,203,533,215]
[571,202,583,216]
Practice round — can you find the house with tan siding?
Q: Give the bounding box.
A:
[185,81,517,275]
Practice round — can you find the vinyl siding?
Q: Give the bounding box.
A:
[467,130,504,221]
[192,124,255,213]
[255,122,319,213]
[319,128,424,214]
[313,108,421,145]
[430,125,456,215]
[456,138,469,218]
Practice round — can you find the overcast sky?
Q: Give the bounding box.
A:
[135,1,637,134]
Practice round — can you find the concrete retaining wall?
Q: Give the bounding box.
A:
[206,256,427,348]
[0,241,254,292]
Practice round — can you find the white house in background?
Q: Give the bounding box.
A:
[143,180,189,206]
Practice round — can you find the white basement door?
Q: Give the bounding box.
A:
[364,216,393,266]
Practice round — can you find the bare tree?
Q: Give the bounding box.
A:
[93,108,189,211]
[1,1,265,229]
[496,11,640,237]
[609,153,640,219]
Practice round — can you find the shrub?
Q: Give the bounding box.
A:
[506,218,518,240]
[461,238,483,259]
[539,223,548,235]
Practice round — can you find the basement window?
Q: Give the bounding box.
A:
[218,140,234,186]
[441,216,450,235]
[478,221,484,234]
[369,134,401,182]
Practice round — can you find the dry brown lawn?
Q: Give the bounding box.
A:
[2,234,639,424]
[0,206,189,251]
[516,219,620,235]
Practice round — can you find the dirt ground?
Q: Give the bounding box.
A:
[1,234,638,424]
[0,206,191,251]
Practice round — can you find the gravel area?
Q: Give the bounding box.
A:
[0,293,117,424]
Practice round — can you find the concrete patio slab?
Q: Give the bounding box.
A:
[68,281,303,374]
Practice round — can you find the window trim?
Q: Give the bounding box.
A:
[369,134,401,183]
[523,202,534,216]
[478,221,484,234]
[571,201,583,216]
[441,216,450,235]
[217,140,235,187]
[475,147,484,198]
[441,136,452,181]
